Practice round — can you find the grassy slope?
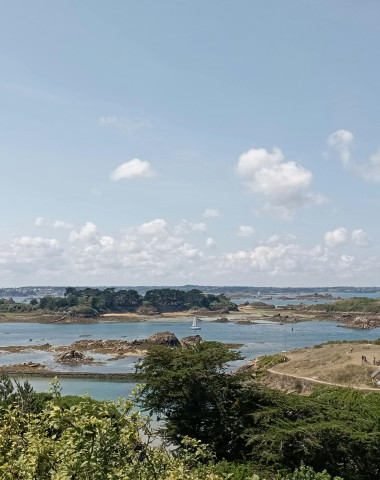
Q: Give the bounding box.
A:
[311,297,380,313]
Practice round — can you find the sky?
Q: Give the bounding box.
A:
[1,0,380,287]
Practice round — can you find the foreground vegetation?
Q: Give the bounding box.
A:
[137,341,380,479]
[0,287,237,317]
[0,375,341,479]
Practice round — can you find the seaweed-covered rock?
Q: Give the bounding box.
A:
[250,302,275,309]
[147,331,180,347]
[56,349,94,363]
[180,335,203,347]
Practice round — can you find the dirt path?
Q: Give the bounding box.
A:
[267,368,380,392]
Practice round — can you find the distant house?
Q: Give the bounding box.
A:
[371,369,380,384]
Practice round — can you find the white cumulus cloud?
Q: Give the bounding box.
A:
[35,217,73,230]
[138,219,168,236]
[35,217,47,227]
[14,236,59,248]
[328,129,380,183]
[324,227,369,248]
[236,147,324,219]
[0,220,378,284]
[327,130,354,166]
[53,220,73,230]
[324,227,349,247]
[203,208,220,219]
[110,159,154,181]
[237,225,255,237]
[206,237,217,248]
[70,222,98,242]
[351,229,369,246]
[173,221,207,235]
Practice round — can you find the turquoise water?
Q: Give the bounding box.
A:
[3,319,380,399]
[1,319,380,350]
[14,377,137,401]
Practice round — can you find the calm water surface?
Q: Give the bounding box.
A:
[2,319,380,399]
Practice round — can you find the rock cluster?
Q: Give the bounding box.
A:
[271,313,298,323]
[146,331,180,347]
[250,302,276,309]
[56,349,94,364]
[64,332,203,356]
[343,316,380,330]
[20,361,44,368]
[180,335,203,347]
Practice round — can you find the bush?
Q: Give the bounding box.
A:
[277,465,343,480]
[311,297,380,313]
[255,354,288,378]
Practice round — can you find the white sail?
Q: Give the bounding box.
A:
[190,315,201,330]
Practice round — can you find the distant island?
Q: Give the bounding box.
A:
[1,285,380,299]
[0,287,237,317]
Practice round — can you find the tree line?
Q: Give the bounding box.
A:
[0,287,238,316]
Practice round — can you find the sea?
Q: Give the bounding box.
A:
[1,291,379,400]
[2,313,380,400]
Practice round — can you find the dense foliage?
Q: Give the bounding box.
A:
[0,375,342,480]
[137,342,254,459]
[36,287,237,316]
[138,342,380,480]
[0,298,36,313]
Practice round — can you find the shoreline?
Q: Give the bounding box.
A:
[1,305,380,330]
[2,370,138,381]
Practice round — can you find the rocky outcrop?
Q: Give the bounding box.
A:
[55,349,94,364]
[212,317,229,323]
[250,302,275,309]
[147,331,180,347]
[270,313,298,323]
[180,335,203,347]
[343,316,380,330]
[0,362,46,373]
[21,361,44,368]
[57,332,205,358]
[136,305,158,315]
[69,331,181,355]
[70,339,130,354]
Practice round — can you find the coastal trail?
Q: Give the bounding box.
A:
[267,368,380,392]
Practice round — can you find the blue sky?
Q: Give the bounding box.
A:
[1,0,380,286]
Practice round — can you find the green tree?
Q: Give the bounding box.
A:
[137,341,255,459]
[246,386,380,479]
[64,287,78,297]
[185,289,208,308]
[111,289,142,311]
[144,288,186,312]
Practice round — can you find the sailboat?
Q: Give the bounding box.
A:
[190,315,201,330]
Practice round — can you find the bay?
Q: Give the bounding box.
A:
[2,319,380,399]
